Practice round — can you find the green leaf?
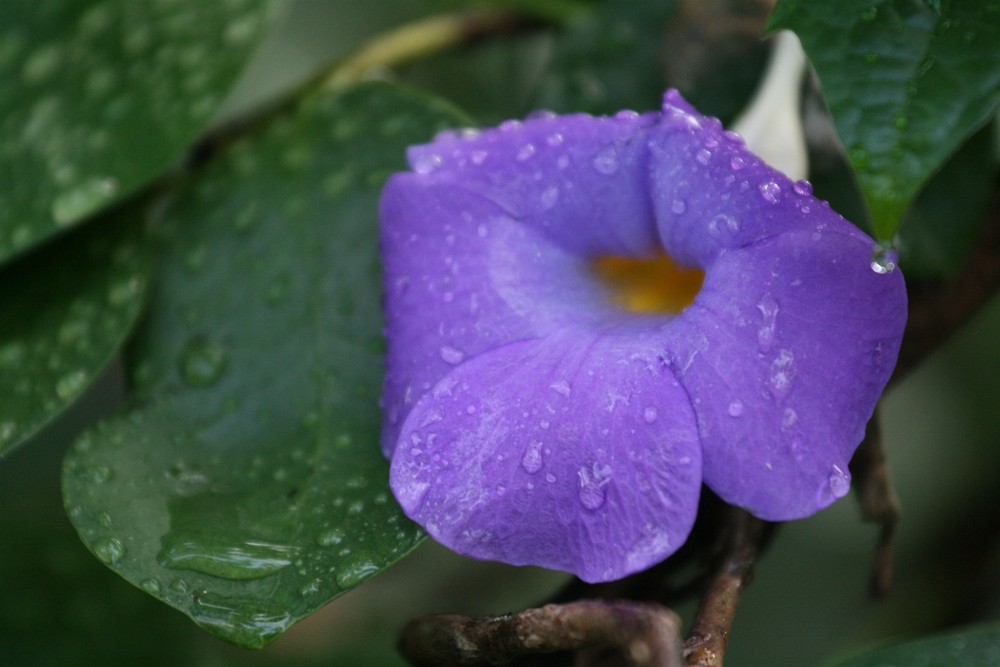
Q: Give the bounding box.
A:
[0,201,149,459]
[0,0,279,264]
[62,83,470,648]
[825,622,1000,667]
[769,0,1000,240]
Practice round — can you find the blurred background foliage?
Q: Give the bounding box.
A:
[2,0,999,664]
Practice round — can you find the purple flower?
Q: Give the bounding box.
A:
[378,90,907,583]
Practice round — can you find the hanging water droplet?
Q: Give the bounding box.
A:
[756,293,779,353]
[178,338,228,387]
[870,241,898,274]
[439,345,464,365]
[591,146,620,175]
[727,400,744,417]
[93,537,126,564]
[828,465,850,499]
[759,180,782,204]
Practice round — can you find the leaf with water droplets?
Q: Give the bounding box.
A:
[0,200,149,459]
[61,83,470,648]
[769,0,1000,240]
[0,1,280,265]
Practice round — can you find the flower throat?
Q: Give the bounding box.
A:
[593,253,704,314]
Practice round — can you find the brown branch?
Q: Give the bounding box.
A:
[398,600,684,667]
[683,508,768,667]
[849,407,899,597]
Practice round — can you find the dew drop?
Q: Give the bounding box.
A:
[545,473,557,483]
[591,146,620,175]
[759,180,782,204]
[727,400,744,417]
[93,537,125,564]
[792,180,813,196]
[870,242,898,274]
[695,148,712,165]
[670,199,687,214]
[439,345,464,365]
[828,465,850,499]
[578,462,612,510]
[549,379,572,396]
[336,559,380,588]
[708,213,739,237]
[730,155,747,171]
[51,177,119,226]
[140,577,162,594]
[546,133,564,146]
[756,293,779,353]
[642,407,658,424]
[781,408,798,429]
[55,370,87,399]
[470,150,487,165]
[0,421,16,444]
[516,144,536,161]
[540,185,559,210]
[178,338,228,387]
[413,153,442,174]
[768,349,796,400]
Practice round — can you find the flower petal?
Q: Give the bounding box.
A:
[390,326,702,583]
[406,110,660,256]
[380,179,637,454]
[662,229,907,520]
[649,89,831,267]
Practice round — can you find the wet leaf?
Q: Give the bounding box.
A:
[0,201,148,459]
[62,83,469,648]
[769,0,1000,240]
[0,0,279,264]
[825,622,1000,667]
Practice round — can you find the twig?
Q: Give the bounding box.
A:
[849,407,899,596]
[683,508,768,667]
[398,599,684,667]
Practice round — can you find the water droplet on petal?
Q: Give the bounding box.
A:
[591,146,620,175]
[578,462,612,510]
[756,293,779,353]
[727,400,744,417]
[540,186,559,210]
[671,199,687,214]
[516,144,536,161]
[549,379,572,396]
[642,407,658,424]
[793,180,813,196]
[695,148,711,165]
[871,242,898,274]
[546,133,564,146]
[413,153,442,174]
[470,150,487,165]
[708,213,739,237]
[768,349,796,400]
[781,408,798,429]
[759,180,782,204]
[828,465,850,499]
[730,155,747,171]
[521,440,544,473]
[439,345,464,365]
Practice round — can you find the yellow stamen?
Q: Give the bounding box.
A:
[593,253,704,314]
